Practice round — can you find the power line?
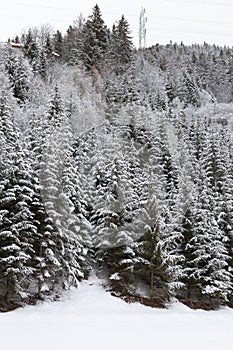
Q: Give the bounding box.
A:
[153,15,233,26]
[0,1,79,12]
[2,12,232,27]
[147,27,233,37]
[103,11,233,26]
[3,0,233,11]
[0,3,233,43]
[163,0,233,6]
[1,2,233,26]
[0,13,71,24]
[1,13,233,38]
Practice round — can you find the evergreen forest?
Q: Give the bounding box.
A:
[0,4,233,311]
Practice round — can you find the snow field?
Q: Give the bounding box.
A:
[1,275,233,350]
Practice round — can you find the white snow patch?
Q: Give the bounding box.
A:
[109,272,121,280]
[1,273,233,350]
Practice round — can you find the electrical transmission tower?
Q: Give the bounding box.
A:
[139,7,147,49]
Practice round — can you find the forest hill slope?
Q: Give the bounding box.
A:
[0,4,233,311]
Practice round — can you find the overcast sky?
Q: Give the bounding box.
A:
[0,0,233,47]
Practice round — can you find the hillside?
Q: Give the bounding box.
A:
[0,4,233,312]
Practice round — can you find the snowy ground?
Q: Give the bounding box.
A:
[1,275,233,350]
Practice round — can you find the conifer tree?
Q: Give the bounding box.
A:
[0,87,36,307]
[105,15,133,76]
[39,87,90,291]
[135,186,172,305]
[53,30,63,58]
[74,4,108,70]
[4,51,33,103]
[22,28,40,72]
[115,15,133,66]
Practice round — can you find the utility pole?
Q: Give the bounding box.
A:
[139,7,147,49]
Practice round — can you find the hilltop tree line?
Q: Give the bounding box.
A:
[0,4,233,311]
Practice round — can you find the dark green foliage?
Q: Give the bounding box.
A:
[73,4,108,69]
[53,30,63,57]
[107,15,133,72]
[136,221,171,305]
[22,29,39,64]
[4,51,32,102]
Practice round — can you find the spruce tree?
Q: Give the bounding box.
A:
[4,50,32,103]
[0,88,36,308]
[75,4,108,70]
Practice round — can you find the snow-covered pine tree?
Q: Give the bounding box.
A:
[39,87,90,292]
[181,135,232,308]
[74,4,108,70]
[4,49,33,103]
[90,132,136,296]
[215,129,233,306]
[134,177,171,306]
[0,85,36,309]
[24,110,61,297]
[105,15,133,75]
